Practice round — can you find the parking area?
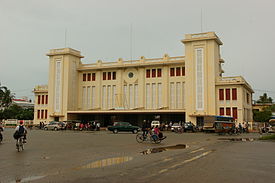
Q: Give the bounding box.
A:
[0,128,273,183]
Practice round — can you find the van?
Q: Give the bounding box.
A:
[151,121,160,128]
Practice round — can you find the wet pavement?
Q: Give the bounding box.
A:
[0,129,274,183]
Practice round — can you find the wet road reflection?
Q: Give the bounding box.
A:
[76,156,133,169]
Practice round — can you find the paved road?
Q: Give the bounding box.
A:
[0,128,274,183]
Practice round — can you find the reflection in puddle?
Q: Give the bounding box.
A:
[218,138,255,141]
[76,156,133,169]
[11,175,45,183]
[141,144,188,155]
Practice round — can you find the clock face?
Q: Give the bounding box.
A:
[128,72,134,78]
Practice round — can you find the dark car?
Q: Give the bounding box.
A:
[107,122,140,134]
[184,122,197,132]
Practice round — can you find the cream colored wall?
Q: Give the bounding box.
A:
[36,32,253,125]
[183,33,222,124]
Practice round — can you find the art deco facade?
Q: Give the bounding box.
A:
[33,32,254,126]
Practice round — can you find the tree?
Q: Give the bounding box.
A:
[253,109,272,122]
[257,93,273,104]
[0,84,14,108]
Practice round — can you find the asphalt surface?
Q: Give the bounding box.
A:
[0,128,274,183]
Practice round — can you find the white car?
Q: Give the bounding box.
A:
[151,121,160,128]
[171,123,181,132]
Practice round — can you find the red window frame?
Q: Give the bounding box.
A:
[220,108,225,116]
[152,69,156,78]
[41,110,44,119]
[146,69,150,78]
[92,73,96,81]
[45,110,48,119]
[42,95,44,104]
[226,107,231,116]
[219,89,224,100]
[157,69,162,77]
[87,73,91,81]
[103,72,106,80]
[83,73,86,81]
[37,110,40,119]
[232,107,238,119]
[176,67,181,76]
[45,95,48,104]
[232,88,237,100]
[170,68,175,76]
[225,89,230,100]
[112,72,116,80]
[182,67,185,76]
[108,72,111,80]
[38,95,41,104]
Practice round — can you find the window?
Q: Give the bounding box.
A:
[225,89,230,100]
[157,69,162,77]
[42,95,44,104]
[112,72,116,80]
[170,68,175,76]
[103,72,106,80]
[247,93,250,104]
[92,73,96,81]
[182,67,185,76]
[38,95,41,104]
[219,89,224,100]
[83,73,86,81]
[108,72,111,80]
[152,69,156,78]
[45,95,48,104]
[45,110,48,119]
[176,67,181,76]
[37,110,40,119]
[226,107,231,116]
[233,107,238,119]
[232,88,237,100]
[41,110,44,119]
[220,108,225,115]
[146,69,150,78]
[87,73,91,81]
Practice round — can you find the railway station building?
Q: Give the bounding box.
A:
[33,32,254,126]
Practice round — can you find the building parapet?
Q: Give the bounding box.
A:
[33,85,48,93]
[182,32,223,45]
[47,48,84,58]
[216,76,254,93]
[78,55,185,70]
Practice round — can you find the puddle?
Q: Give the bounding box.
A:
[76,156,133,169]
[11,175,45,183]
[141,144,188,155]
[218,138,255,141]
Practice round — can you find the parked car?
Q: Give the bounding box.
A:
[184,122,197,132]
[151,121,160,128]
[44,121,65,131]
[107,122,140,134]
[171,123,181,132]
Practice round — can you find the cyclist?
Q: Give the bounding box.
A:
[14,121,27,143]
[142,120,150,138]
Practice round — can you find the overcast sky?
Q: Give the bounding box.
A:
[0,0,274,101]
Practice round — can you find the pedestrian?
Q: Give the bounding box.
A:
[96,122,100,131]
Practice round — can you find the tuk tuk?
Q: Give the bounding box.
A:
[214,121,235,135]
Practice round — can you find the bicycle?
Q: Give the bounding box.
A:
[16,136,24,152]
[136,131,165,144]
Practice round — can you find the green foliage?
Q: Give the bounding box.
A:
[0,84,14,108]
[259,134,275,140]
[0,104,34,120]
[253,108,272,122]
[257,93,273,104]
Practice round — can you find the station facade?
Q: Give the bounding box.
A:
[33,32,254,126]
